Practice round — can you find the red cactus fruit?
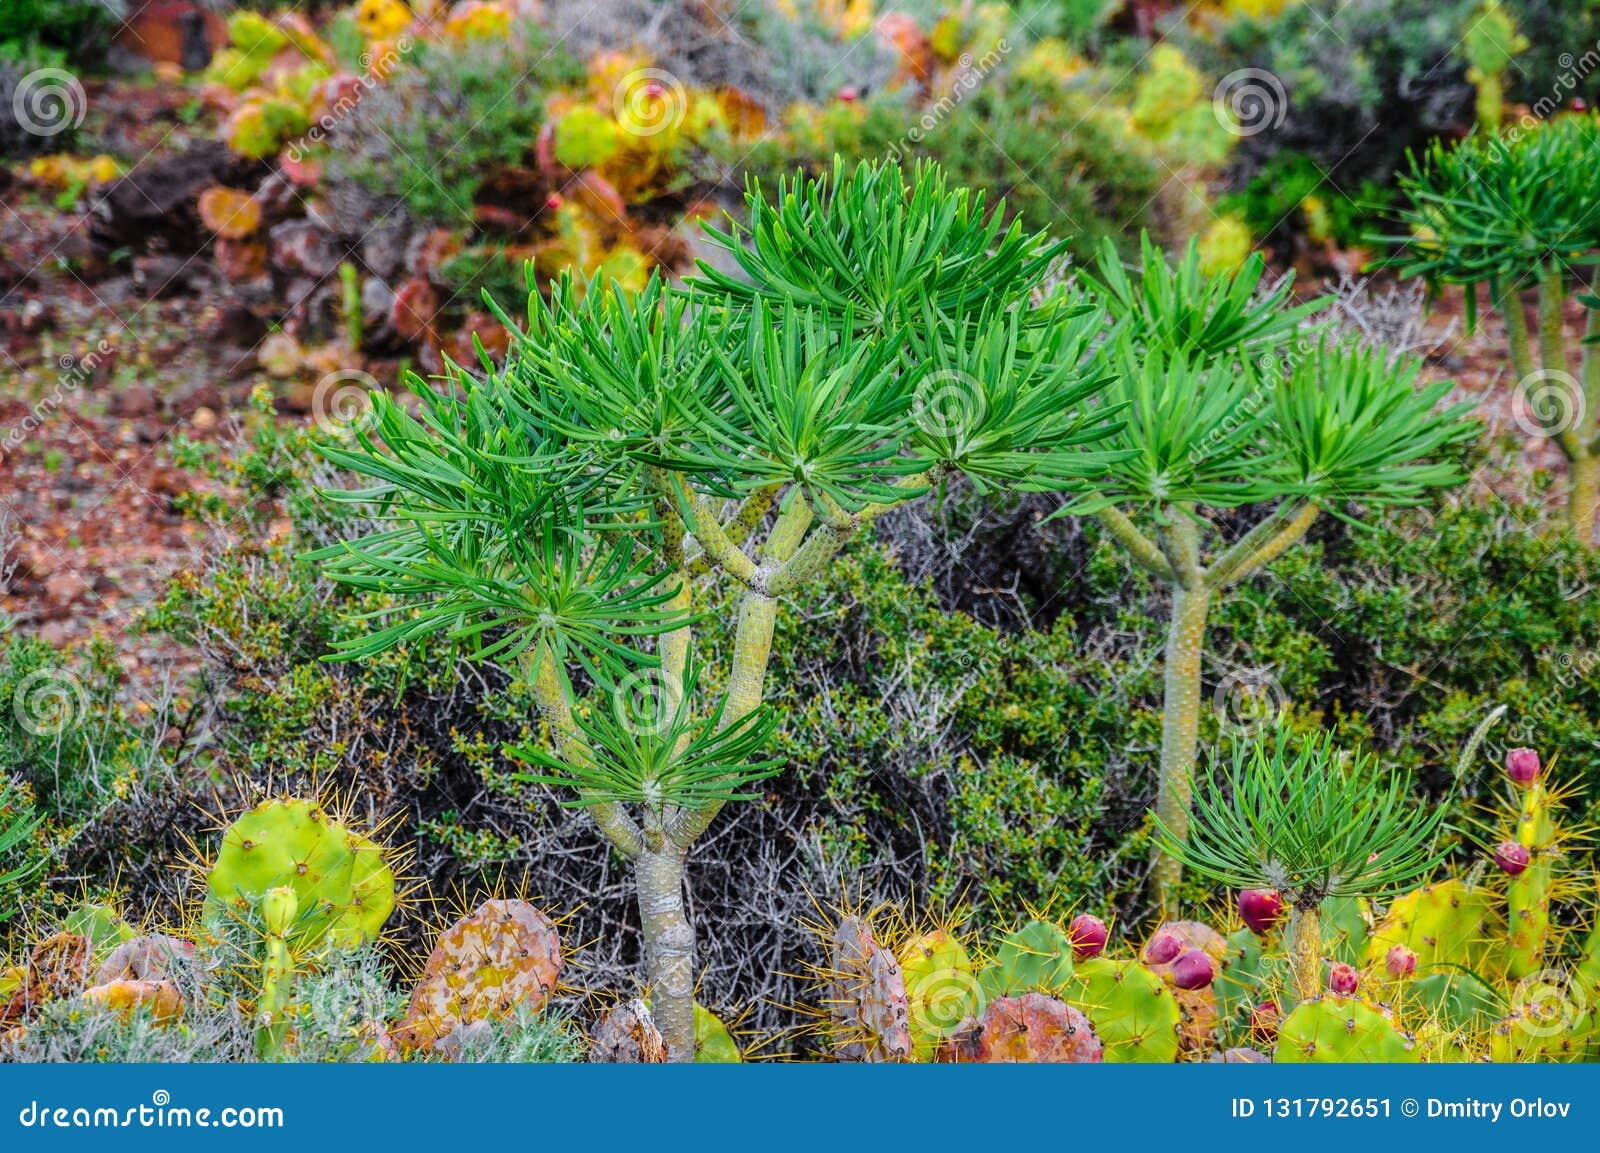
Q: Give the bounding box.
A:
[1494,840,1531,876]
[1385,945,1417,979]
[1170,948,1215,990]
[1506,747,1541,787]
[1067,914,1108,960]
[836,85,860,103]
[1143,931,1182,965]
[1238,888,1285,935]
[1249,1000,1280,1044]
[1328,962,1359,995]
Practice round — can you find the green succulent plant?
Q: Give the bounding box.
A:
[1386,115,1600,543]
[1067,235,1475,908]
[1156,732,1450,1000]
[308,158,1122,1060]
[0,775,43,924]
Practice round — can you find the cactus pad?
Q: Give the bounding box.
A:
[823,915,913,1062]
[897,928,979,1059]
[977,919,1075,1000]
[938,993,1102,1063]
[694,1003,742,1063]
[395,899,563,1052]
[1275,997,1419,1062]
[1367,880,1504,976]
[203,799,396,949]
[1065,957,1181,1063]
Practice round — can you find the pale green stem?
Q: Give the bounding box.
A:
[1150,511,1208,914]
[1287,903,1323,1003]
[1499,280,1537,384]
[1536,269,1584,462]
[1207,502,1318,591]
[686,487,778,577]
[527,646,643,860]
[636,846,696,1062]
[666,496,811,849]
[1094,504,1175,580]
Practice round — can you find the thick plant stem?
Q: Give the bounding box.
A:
[1150,520,1211,912]
[528,648,643,860]
[1572,455,1600,547]
[1287,904,1323,1003]
[636,846,696,1061]
[1499,281,1537,384]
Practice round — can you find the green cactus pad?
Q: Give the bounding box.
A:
[1367,880,1504,977]
[1320,896,1371,966]
[694,1003,742,1063]
[1275,997,1419,1062]
[203,799,396,950]
[1215,926,1275,1045]
[1065,957,1181,1063]
[61,903,136,960]
[1408,970,1502,1034]
[1507,784,1557,979]
[978,919,1074,1000]
[898,929,978,1060]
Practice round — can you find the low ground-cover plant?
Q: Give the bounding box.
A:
[1389,114,1600,543]
[307,159,1125,1058]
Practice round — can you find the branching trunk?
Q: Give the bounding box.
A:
[636,845,696,1061]
[1151,578,1210,912]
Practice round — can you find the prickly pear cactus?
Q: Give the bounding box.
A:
[1320,896,1372,966]
[203,799,396,950]
[820,915,913,1062]
[1489,970,1600,1062]
[977,919,1074,1000]
[1065,957,1181,1063]
[395,899,563,1053]
[938,993,1102,1063]
[1408,969,1501,1035]
[62,903,136,961]
[255,885,299,1059]
[1506,782,1556,979]
[694,1003,742,1063]
[1216,927,1276,1046]
[897,928,979,1060]
[1367,880,1504,976]
[1274,997,1419,1062]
